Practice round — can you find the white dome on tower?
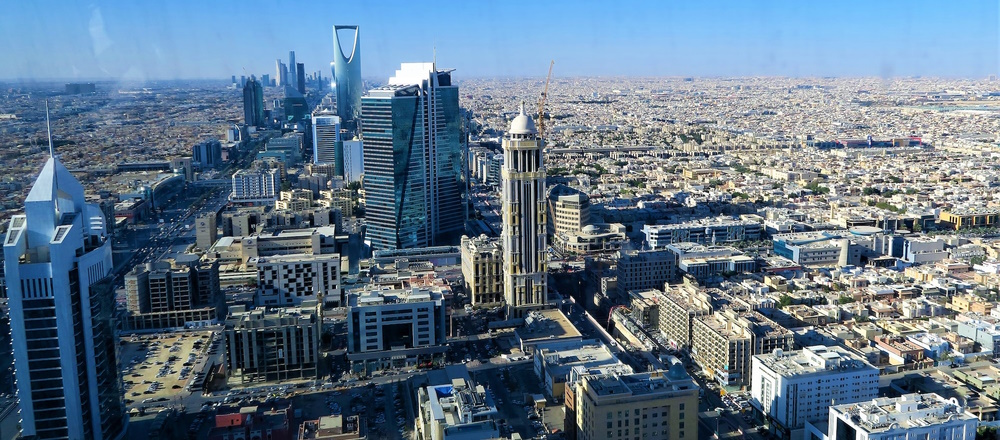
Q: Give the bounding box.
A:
[508,104,537,135]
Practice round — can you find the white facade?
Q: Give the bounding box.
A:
[643,218,762,248]
[750,346,879,440]
[312,111,341,165]
[346,287,448,371]
[3,156,127,439]
[822,393,977,440]
[501,106,548,318]
[343,140,364,183]
[415,377,500,440]
[254,253,342,307]
[231,168,280,203]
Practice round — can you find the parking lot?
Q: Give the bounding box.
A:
[293,381,412,440]
[473,363,552,439]
[120,331,216,407]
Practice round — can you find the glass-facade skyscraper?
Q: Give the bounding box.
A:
[3,150,127,438]
[332,25,362,132]
[361,63,464,251]
[312,109,344,175]
[243,76,265,127]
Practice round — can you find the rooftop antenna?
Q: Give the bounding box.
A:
[45,100,54,158]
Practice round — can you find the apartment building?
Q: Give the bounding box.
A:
[224,301,321,383]
[534,339,631,399]
[750,346,879,440]
[231,167,281,204]
[570,367,699,440]
[692,309,793,387]
[460,234,503,306]
[657,286,712,350]
[616,249,677,299]
[817,393,977,440]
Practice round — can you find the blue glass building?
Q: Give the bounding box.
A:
[361,63,465,251]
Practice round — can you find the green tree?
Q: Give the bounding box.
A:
[778,294,793,309]
[838,295,856,305]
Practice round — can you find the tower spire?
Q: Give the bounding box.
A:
[45,100,54,158]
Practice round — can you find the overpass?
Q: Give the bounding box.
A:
[190,179,232,188]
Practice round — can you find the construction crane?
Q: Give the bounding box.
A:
[537,60,554,139]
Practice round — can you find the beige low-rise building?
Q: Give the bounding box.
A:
[460,234,503,306]
[569,366,699,440]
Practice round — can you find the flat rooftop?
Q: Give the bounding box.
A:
[538,340,622,378]
[515,309,582,343]
[832,393,976,433]
[755,345,876,377]
[586,370,698,399]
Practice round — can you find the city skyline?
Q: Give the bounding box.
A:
[0,0,997,81]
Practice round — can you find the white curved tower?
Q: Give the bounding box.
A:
[501,105,548,318]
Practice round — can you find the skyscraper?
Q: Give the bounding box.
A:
[332,25,362,131]
[361,63,463,251]
[501,106,548,318]
[275,59,284,86]
[3,110,127,439]
[312,109,343,174]
[288,50,296,86]
[296,62,306,95]
[361,85,427,251]
[243,76,265,127]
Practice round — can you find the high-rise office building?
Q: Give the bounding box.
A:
[296,63,306,95]
[192,139,223,170]
[501,106,548,318]
[283,86,308,123]
[196,212,217,250]
[311,110,343,174]
[243,76,265,127]
[332,25,362,131]
[3,137,127,437]
[361,63,463,251]
[288,50,296,86]
[275,59,284,86]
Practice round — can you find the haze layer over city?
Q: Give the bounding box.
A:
[1,2,1000,440]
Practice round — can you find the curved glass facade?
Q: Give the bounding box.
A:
[333,25,362,131]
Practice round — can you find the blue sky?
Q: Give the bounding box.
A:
[1,0,997,81]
